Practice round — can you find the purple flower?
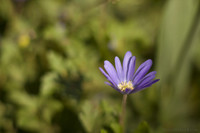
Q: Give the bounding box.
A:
[99,51,159,94]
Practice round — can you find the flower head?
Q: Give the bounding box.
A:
[99,51,159,94]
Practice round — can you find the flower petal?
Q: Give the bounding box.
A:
[123,51,132,81]
[137,79,160,90]
[99,67,117,86]
[104,60,120,85]
[115,56,123,82]
[127,56,136,81]
[133,59,152,85]
[131,79,159,94]
[136,71,156,87]
[105,82,121,93]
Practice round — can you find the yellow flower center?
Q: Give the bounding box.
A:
[118,81,134,92]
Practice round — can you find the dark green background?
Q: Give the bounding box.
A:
[0,0,200,133]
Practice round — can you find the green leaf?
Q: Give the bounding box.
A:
[101,129,108,133]
[156,0,199,126]
[79,100,101,132]
[40,72,59,97]
[110,122,122,133]
[134,121,150,133]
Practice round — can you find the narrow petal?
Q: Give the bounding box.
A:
[105,81,113,86]
[123,51,132,81]
[99,67,117,86]
[115,56,123,82]
[104,60,120,85]
[133,59,152,85]
[105,82,121,93]
[127,56,136,81]
[99,67,110,79]
[136,71,156,87]
[130,79,159,94]
[137,79,160,90]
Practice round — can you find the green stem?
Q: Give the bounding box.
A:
[119,94,128,132]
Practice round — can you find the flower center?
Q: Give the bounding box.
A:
[118,81,134,92]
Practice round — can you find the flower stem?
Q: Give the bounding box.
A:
[119,94,128,132]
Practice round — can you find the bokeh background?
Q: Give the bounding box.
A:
[0,0,200,133]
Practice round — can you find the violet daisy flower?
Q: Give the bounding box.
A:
[99,51,159,95]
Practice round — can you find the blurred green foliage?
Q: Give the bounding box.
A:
[0,0,200,133]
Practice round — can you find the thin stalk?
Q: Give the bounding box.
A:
[119,94,128,132]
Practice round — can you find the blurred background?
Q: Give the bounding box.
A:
[0,0,200,133]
